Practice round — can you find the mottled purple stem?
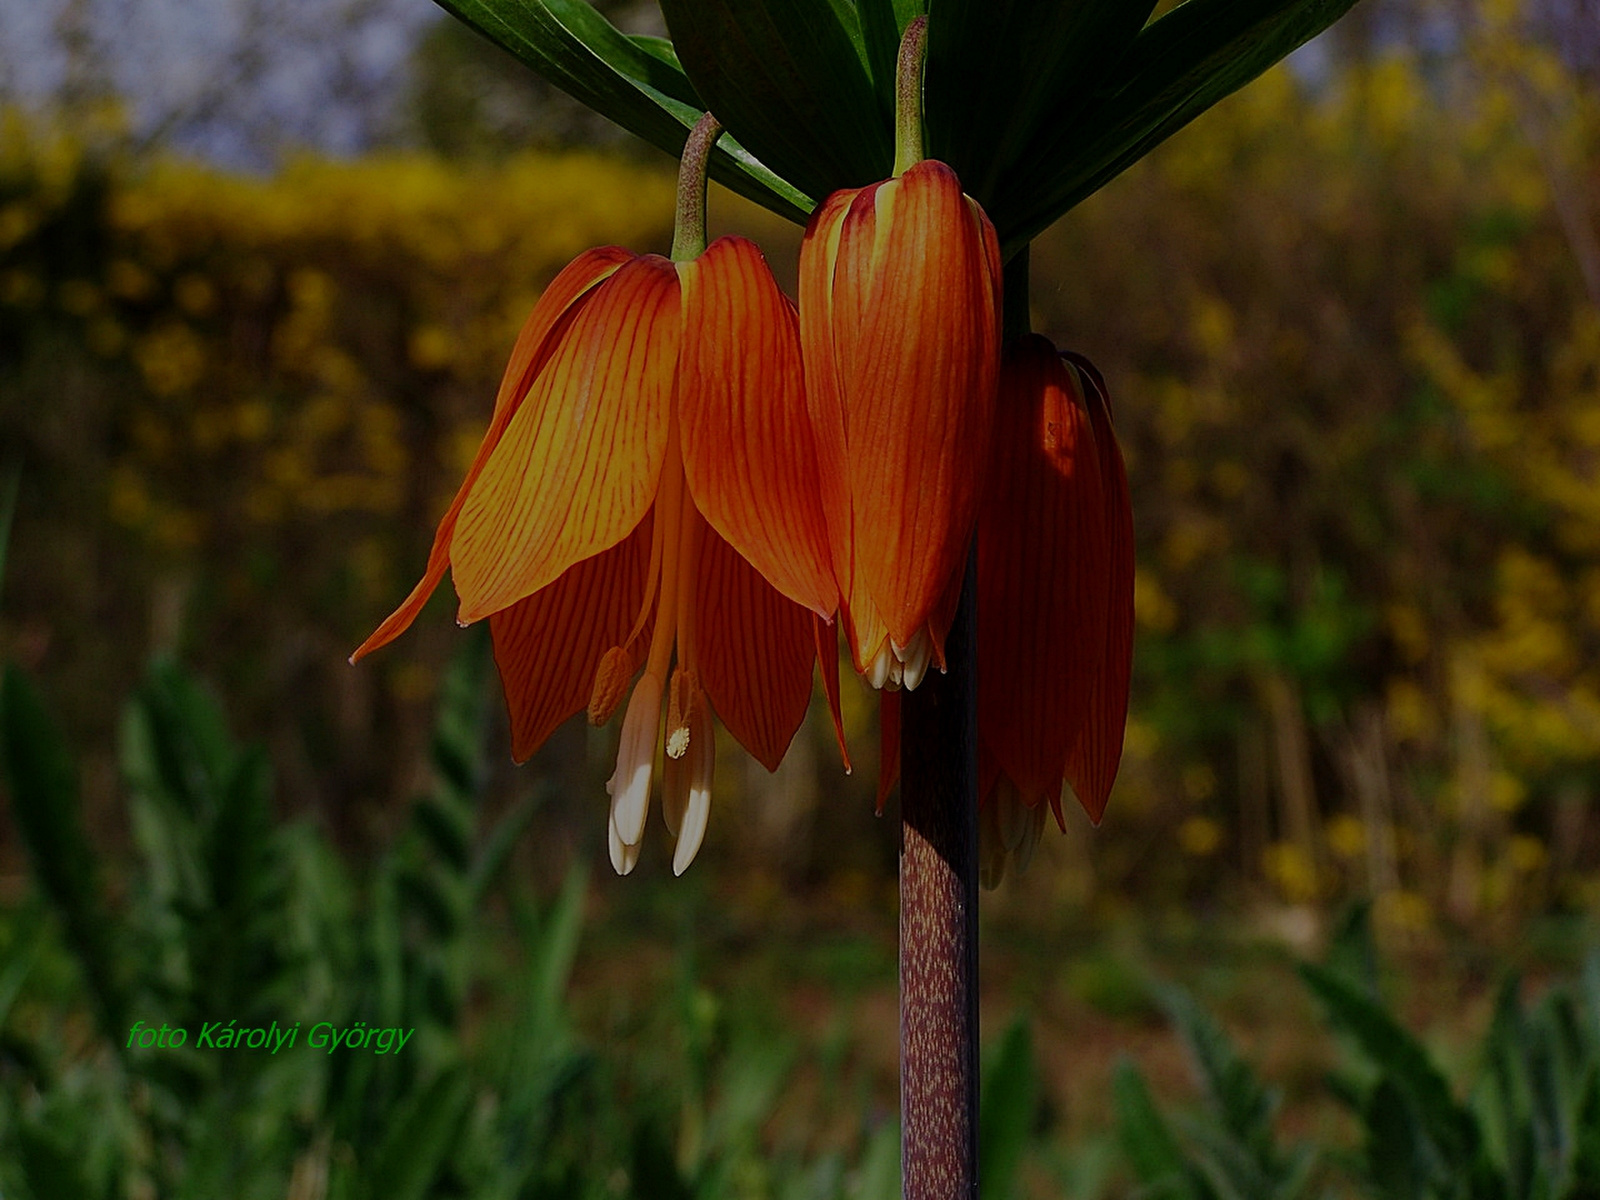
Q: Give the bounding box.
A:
[899,549,979,1199]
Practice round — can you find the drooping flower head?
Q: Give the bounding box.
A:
[798,20,1002,692]
[975,334,1133,887]
[354,116,840,876]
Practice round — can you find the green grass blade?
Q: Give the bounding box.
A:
[1300,961,1479,1161]
[432,0,813,222]
[980,1017,1041,1200]
[366,1067,475,1200]
[1114,1056,1195,1192]
[658,0,890,200]
[995,0,1360,254]
[0,664,125,1042]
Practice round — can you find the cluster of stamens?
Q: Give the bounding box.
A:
[864,628,933,691]
[587,424,715,876]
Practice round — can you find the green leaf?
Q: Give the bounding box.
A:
[1114,1057,1195,1191]
[367,1067,475,1200]
[1301,962,1481,1162]
[657,0,892,200]
[924,0,1155,208]
[432,0,813,221]
[1363,1079,1434,1200]
[1158,985,1274,1147]
[852,1120,902,1200]
[1323,901,1383,1001]
[466,786,542,904]
[0,919,40,1033]
[981,1018,1041,1200]
[121,659,237,822]
[0,664,125,1041]
[528,864,587,1028]
[993,0,1361,254]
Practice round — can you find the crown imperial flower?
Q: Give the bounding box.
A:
[799,158,1002,690]
[354,117,839,877]
[976,335,1134,886]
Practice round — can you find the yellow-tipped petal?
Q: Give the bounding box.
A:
[678,237,838,620]
[351,246,632,661]
[452,255,681,622]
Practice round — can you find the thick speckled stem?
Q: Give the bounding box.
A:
[899,549,979,1199]
[671,111,722,262]
[893,16,928,176]
[898,247,1030,1199]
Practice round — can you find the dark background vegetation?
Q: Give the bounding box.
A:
[2,0,1600,1194]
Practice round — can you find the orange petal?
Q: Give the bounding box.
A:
[978,334,1109,807]
[838,160,1001,656]
[814,614,851,772]
[876,689,901,815]
[351,247,633,661]
[678,236,838,619]
[1062,353,1134,823]
[799,188,860,632]
[452,255,681,622]
[489,515,654,762]
[693,519,815,772]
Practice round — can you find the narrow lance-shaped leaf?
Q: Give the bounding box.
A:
[432,0,814,220]
[657,0,892,199]
[924,0,1156,208]
[980,1018,1040,1200]
[1300,962,1483,1161]
[992,0,1362,255]
[0,665,126,1041]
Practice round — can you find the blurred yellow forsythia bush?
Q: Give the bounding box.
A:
[2,25,1599,923]
[0,116,676,839]
[3,126,672,556]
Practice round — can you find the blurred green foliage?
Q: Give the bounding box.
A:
[7,640,1599,1196]
[1116,906,1600,1200]
[0,646,909,1198]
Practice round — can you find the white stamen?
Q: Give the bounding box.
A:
[895,629,933,692]
[606,672,662,854]
[978,795,1005,891]
[997,780,1031,853]
[1013,803,1047,876]
[608,813,641,875]
[866,641,903,690]
[672,707,715,876]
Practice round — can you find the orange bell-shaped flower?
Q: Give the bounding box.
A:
[799,157,1002,690]
[975,335,1134,887]
[353,228,839,877]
